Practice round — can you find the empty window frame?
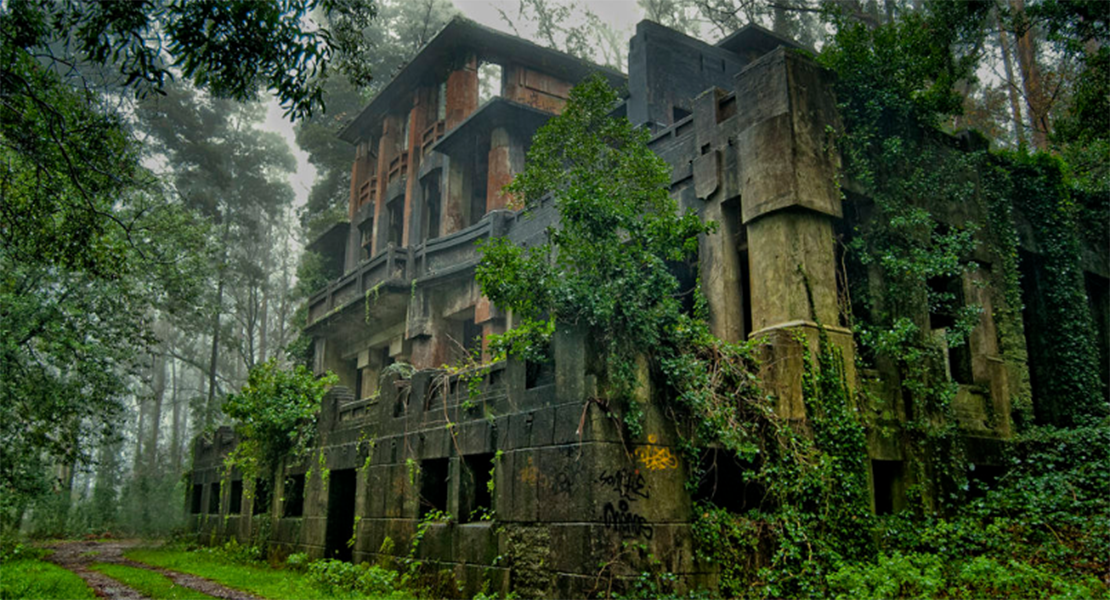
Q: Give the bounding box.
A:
[423,174,442,241]
[460,454,494,523]
[386,196,404,248]
[208,482,221,514]
[228,480,243,514]
[283,474,306,518]
[419,458,449,519]
[190,484,203,514]
[253,478,271,515]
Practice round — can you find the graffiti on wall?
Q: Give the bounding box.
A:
[635,434,678,470]
[602,500,654,540]
[597,468,649,501]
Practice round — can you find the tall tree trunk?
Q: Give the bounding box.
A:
[206,221,231,428]
[1010,0,1049,150]
[169,353,182,474]
[997,8,1027,148]
[133,395,146,476]
[146,350,165,475]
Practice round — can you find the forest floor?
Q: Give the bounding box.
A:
[45,540,261,600]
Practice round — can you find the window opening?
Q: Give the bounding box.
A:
[387,196,404,247]
[478,62,502,105]
[871,459,904,515]
[208,482,221,514]
[928,274,973,384]
[461,453,494,522]
[691,449,762,513]
[423,175,442,241]
[190,484,203,514]
[359,219,374,260]
[437,81,447,121]
[283,474,305,518]
[419,458,449,519]
[325,469,357,562]
[252,478,271,515]
[229,480,243,514]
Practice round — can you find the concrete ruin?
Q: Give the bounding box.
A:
[187,17,1110,597]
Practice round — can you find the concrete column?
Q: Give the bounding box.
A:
[746,212,839,330]
[371,115,400,256]
[733,48,852,418]
[486,127,513,212]
[401,91,428,247]
[445,58,478,130]
[442,156,470,236]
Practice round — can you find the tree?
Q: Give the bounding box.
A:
[477,74,710,401]
[138,84,298,427]
[223,360,337,477]
[0,44,208,528]
[4,0,377,119]
[0,0,373,529]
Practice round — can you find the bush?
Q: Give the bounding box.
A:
[307,558,402,597]
[0,539,45,564]
[828,552,1105,599]
[285,552,310,572]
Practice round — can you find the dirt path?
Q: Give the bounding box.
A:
[45,540,263,600]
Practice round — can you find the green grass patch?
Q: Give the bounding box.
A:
[90,563,215,600]
[124,548,409,600]
[0,558,97,600]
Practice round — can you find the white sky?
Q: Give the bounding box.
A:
[265,0,647,214]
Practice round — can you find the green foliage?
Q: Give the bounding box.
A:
[828,552,1103,599]
[223,359,338,478]
[0,557,97,600]
[1,7,209,524]
[4,0,377,119]
[478,72,874,598]
[617,570,708,600]
[477,73,711,408]
[307,559,410,599]
[1005,153,1104,426]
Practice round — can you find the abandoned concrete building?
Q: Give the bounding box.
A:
[187,16,1110,597]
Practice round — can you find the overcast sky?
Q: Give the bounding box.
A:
[264,0,647,215]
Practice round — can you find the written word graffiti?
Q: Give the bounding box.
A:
[602,500,653,540]
[597,468,649,501]
[635,434,678,470]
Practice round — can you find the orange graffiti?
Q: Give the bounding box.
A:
[519,456,540,484]
[635,434,678,470]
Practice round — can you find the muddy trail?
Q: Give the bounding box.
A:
[45,540,262,600]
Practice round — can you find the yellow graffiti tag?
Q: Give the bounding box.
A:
[635,434,678,470]
[519,456,540,484]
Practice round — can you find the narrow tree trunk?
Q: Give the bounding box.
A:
[1010,0,1048,150]
[206,221,231,428]
[133,395,146,476]
[147,351,165,475]
[997,9,1027,148]
[169,353,182,474]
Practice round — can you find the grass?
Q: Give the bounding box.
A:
[124,548,384,600]
[0,558,97,600]
[90,563,216,600]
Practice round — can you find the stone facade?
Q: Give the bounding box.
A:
[187,17,1110,597]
